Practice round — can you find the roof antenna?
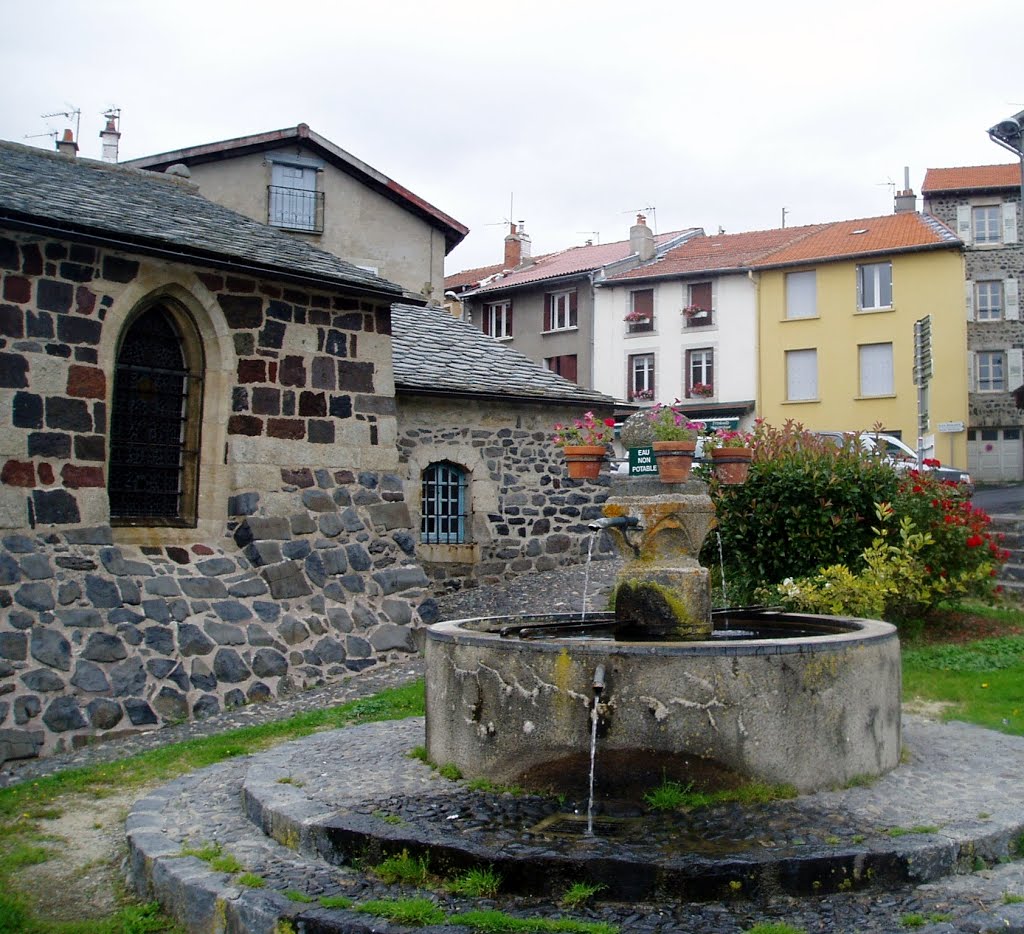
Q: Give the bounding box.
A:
[39,106,81,145]
[622,206,657,232]
[576,230,600,245]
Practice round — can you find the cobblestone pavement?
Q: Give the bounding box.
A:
[11,559,1024,932]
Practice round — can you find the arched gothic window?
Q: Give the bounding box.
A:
[420,461,468,544]
[108,303,204,525]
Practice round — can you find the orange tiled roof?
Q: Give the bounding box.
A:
[922,164,1021,194]
[468,230,698,294]
[607,226,827,280]
[749,213,959,268]
[444,262,506,291]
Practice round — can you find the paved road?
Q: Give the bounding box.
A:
[972,482,1024,515]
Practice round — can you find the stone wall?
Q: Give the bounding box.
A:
[0,230,432,762]
[925,194,1024,427]
[396,396,614,590]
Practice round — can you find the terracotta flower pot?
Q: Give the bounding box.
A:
[652,440,696,483]
[563,445,607,480]
[710,446,752,484]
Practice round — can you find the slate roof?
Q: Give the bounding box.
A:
[606,226,828,281]
[390,303,618,407]
[922,164,1021,194]
[468,229,700,294]
[0,140,406,297]
[748,213,959,268]
[125,124,468,253]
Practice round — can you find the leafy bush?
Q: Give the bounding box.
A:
[709,421,899,599]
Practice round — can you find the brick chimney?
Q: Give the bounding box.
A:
[894,165,916,214]
[503,221,532,269]
[55,128,78,157]
[99,112,121,163]
[630,213,655,261]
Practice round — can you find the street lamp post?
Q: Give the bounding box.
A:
[988,109,1024,208]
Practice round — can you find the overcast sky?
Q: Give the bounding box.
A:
[3,0,1022,273]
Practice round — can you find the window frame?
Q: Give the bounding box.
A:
[628,352,656,401]
[858,342,895,397]
[545,354,578,382]
[686,347,715,399]
[785,270,817,319]
[108,301,205,528]
[684,281,714,327]
[973,205,1002,245]
[976,350,1007,392]
[857,261,893,311]
[483,300,513,338]
[544,290,578,332]
[785,348,818,402]
[627,288,654,333]
[420,461,469,545]
[976,280,1004,321]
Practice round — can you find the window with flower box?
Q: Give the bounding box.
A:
[625,289,654,333]
[686,348,714,398]
[684,281,713,327]
[629,353,655,401]
[483,300,512,338]
[544,290,577,331]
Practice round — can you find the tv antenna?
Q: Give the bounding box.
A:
[576,230,600,244]
[623,205,657,232]
[39,106,81,144]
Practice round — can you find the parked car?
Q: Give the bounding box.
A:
[814,431,974,494]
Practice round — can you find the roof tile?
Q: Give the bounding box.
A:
[922,164,1021,194]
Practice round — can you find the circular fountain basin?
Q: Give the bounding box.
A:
[425,611,900,794]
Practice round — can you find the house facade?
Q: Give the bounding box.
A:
[454,218,701,390]
[125,124,468,302]
[593,227,825,428]
[753,213,968,465]
[922,164,1023,481]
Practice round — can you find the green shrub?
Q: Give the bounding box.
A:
[710,421,899,601]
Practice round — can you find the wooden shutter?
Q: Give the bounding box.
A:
[1010,348,1024,389]
[633,289,654,322]
[956,205,973,245]
[562,354,578,383]
[506,300,513,335]
[482,304,492,336]
[690,282,712,311]
[1003,202,1019,244]
[967,353,975,391]
[965,280,975,321]
[569,290,578,328]
[544,294,552,331]
[684,348,693,397]
[1007,278,1020,321]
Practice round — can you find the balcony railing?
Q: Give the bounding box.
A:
[267,185,325,233]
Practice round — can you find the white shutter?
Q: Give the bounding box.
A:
[1003,202,1019,244]
[1009,348,1024,390]
[965,279,975,321]
[956,204,973,245]
[967,353,975,391]
[1006,278,1020,321]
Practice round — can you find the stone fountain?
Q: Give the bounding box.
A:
[425,477,901,794]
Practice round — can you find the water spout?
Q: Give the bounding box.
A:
[592,664,606,695]
[588,516,640,531]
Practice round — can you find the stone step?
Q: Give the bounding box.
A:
[126,715,1024,933]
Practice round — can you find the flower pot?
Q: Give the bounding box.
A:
[652,440,696,483]
[563,445,606,480]
[710,447,752,485]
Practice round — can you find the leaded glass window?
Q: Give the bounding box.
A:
[421,462,468,544]
[109,304,203,524]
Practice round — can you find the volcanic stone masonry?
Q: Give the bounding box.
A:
[0,230,437,762]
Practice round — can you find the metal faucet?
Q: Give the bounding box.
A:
[588,516,640,531]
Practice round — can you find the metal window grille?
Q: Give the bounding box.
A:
[267,185,325,233]
[421,462,467,544]
[109,307,202,521]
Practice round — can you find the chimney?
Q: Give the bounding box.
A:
[55,128,78,157]
[99,111,121,163]
[503,220,531,269]
[630,213,655,262]
[894,165,916,214]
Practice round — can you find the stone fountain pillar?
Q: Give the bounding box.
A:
[602,477,715,640]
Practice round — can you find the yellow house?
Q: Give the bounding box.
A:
[752,213,967,466]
